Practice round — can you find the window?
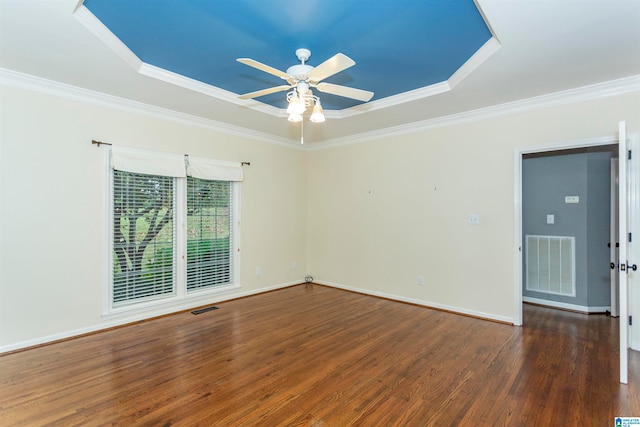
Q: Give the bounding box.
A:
[107,146,241,313]
[186,177,233,291]
[113,171,176,304]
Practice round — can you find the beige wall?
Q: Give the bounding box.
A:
[307,93,640,322]
[1,81,639,350]
[0,85,308,350]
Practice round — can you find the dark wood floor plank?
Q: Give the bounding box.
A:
[1,284,638,426]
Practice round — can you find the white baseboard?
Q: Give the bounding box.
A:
[523,296,609,313]
[316,280,514,324]
[0,280,299,354]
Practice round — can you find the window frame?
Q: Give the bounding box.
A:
[102,148,241,318]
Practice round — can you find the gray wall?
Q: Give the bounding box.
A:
[522,151,612,309]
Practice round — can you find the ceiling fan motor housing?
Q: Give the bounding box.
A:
[287,48,314,84]
[286,64,313,81]
[295,48,311,63]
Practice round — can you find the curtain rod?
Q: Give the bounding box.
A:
[92,139,111,147]
[91,140,250,166]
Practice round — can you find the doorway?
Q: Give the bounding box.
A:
[521,145,617,314]
[513,135,619,326]
[514,129,639,385]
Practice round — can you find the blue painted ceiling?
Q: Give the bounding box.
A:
[83,0,492,111]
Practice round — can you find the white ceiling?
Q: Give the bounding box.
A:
[1,0,639,145]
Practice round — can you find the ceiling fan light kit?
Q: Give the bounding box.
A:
[237,48,373,142]
[286,84,324,122]
[310,101,325,123]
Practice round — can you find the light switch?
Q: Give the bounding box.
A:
[547,214,555,224]
[468,214,480,225]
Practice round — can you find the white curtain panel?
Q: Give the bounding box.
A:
[111,145,186,177]
[186,156,243,182]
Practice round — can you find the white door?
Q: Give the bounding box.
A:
[627,131,640,353]
[618,121,631,384]
[611,158,619,317]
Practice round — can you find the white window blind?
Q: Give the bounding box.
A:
[112,171,176,305]
[186,177,233,291]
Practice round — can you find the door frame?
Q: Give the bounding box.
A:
[513,135,618,326]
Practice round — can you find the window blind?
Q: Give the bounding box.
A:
[112,171,176,305]
[186,177,233,291]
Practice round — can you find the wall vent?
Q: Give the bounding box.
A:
[526,235,576,297]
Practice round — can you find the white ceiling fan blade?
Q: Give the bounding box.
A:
[237,58,292,81]
[316,82,374,102]
[238,85,291,100]
[306,53,355,83]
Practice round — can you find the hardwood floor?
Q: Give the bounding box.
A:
[1,284,638,426]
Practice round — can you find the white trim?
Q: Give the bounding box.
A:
[310,76,640,150]
[175,177,187,300]
[1,67,637,150]
[316,280,514,324]
[231,184,242,289]
[139,62,283,116]
[73,4,282,115]
[514,134,622,328]
[523,297,609,314]
[0,68,299,149]
[629,134,640,351]
[0,280,300,354]
[351,35,500,113]
[102,148,112,315]
[73,3,502,118]
[448,37,502,89]
[338,81,452,118]
[513,146,523,326]
[72,4,142,72]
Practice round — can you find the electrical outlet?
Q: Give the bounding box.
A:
[256,267,262,277]
[291,261,297,270]
[418,275,424,286]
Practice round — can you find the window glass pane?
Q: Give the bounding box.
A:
[113,171,175,304]
[187,177,232,291]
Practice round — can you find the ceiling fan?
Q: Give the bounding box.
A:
[236,48,374,106]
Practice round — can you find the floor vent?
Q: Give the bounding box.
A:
[525,235,576,297]
[191,306,219,315]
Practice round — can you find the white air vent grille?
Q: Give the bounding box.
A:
[525,235,576,297]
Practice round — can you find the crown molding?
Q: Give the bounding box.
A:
[337,36,502,118]
[73,5,280,114]
[73,4,142,72]
[308,74,640,150]
[73,4,501,120]
[2,66,637,152]
[0,67,301,149]
[448,37,502,89]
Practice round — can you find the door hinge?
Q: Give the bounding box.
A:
[629,149,632,160]
[630,232,633,243]
[630,315,633,326]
